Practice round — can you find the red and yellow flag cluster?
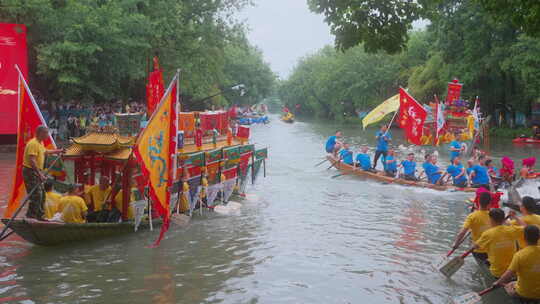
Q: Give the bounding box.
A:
[135,73,178,247]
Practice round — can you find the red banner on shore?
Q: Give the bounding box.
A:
[0,23,28,135]
[399,88,427,145]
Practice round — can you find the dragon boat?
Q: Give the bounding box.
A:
[3,110,268,246]
[326,155,476,192]
[512,137,540,144]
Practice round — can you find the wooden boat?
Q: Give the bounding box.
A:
[281,113,295,123]
[513,137,540,144]
[1,218,161,246]
[472,255,538,304]
[327,155,476,192]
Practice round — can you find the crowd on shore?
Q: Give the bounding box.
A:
[35,95,146,141]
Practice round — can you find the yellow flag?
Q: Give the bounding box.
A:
[362,94,400,129]
[134,73,178,246]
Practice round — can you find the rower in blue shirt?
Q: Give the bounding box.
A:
[373,125,391,169]
[400,153,418,181]
[424,155,444,185]
[355,146,376,172]
[384,149,398,177]
[446,156,468,188]
[325,131,342,155]
[338,143,354,166]
[470,156,491,189]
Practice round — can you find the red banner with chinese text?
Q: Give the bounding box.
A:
[399,88,427,145]
[145,56,165,117]
[446,80,463,104]
[0,23,28,135]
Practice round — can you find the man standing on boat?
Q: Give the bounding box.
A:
[448,132,464,162]
[373,125,391,169]
[22,125,64,220]
[493,225,540,301]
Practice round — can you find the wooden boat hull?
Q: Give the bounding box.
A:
[1,218,161,246]
[473,255,538,304]
[327,155,476,193]
[513,138,540,144]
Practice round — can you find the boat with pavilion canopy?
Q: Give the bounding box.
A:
[3,107,268,246]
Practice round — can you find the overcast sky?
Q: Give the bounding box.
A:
[240,0,334,79]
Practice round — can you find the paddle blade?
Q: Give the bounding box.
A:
[438,256,464,278]
[451,292,481,304]
[170,214,190,227]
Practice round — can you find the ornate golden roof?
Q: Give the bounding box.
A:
[64,143,132,161]
[72,125,135,152]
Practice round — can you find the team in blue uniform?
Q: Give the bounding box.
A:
[470,156,491,188]
[400,153,418,181]
[424,155,444,185]
[446,157,468,188]
[384,150,398,177]
[356,146,374,171]
[449,138,463,162]
[325,131,342,154]
[373,125,391,169]
[338,143,354,165]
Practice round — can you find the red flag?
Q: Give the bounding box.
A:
[399,88,427,145]
[0,23,27,135]
[135,73,178,247]
[146,56,165,117]
[5,67,57,217]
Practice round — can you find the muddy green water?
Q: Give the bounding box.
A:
[0,115,538,303]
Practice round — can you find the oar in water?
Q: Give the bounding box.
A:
[332,169,355,179]
[438,247,475,278]
[315,158,328,167]
[327,159,340,170]
[451,285,500,304]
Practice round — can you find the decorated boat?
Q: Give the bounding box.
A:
[326,155,476,192]
[281,112,295,123]
[2,71,268,246]
[512,137,540,144]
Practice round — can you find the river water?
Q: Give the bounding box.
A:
[0,115,538,304]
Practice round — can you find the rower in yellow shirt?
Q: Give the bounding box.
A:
[86,176,112,212]
[511,196,540,249]
[60,185,88,224]
[474,208,524,278]
[114,189,135,220]
[494,225,540,300]
[452,192,492,263]
[44,181,62,220]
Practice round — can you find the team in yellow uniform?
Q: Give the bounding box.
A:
[453,192,492,261]
[511,196,540,249]
[43,181,62,219]
[85,176,112,212]
[494,225,540,300]
[474,208,524,277]
[60,185,88,224]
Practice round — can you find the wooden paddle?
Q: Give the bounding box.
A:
[315,158,328,167]
[447,231,471,258]
[327,159,340,170]
[438,247,474,278]
[451,285,500,304]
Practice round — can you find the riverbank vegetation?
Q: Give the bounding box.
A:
[279,0,540,123]
[0,0,276,109]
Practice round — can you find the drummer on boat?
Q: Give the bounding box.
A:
[22,125,64,221]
